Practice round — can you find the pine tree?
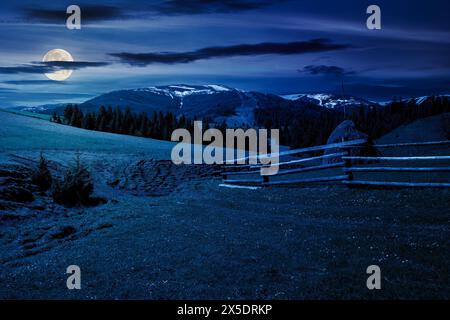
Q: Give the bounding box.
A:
[53,153,94,207]
[63,104,74,124]
[32,152,52,191]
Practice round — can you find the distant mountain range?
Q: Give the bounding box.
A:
[281,93,377,111]
[16,84,449,127]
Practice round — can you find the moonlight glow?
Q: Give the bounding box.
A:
[42,49,74,81]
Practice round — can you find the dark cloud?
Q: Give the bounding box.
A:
[110,39,351,65]
[0,65,51,75]
[20,1,276,23]
[2,80,67,85]
[23,5,124,23]
[301,65,355,76]
[0,61,110,75]
[154,0,274,15]
[346,78,450,101]
[41,61,110,69]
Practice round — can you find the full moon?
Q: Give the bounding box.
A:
[42,49,74,81]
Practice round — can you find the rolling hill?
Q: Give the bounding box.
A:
[376,112,449,144]
[0,109,174,158]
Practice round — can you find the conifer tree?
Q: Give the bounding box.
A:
[53,153,94,207]
[32,152,53,191]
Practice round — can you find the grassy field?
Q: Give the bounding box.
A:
[0,109,174,156]
[0,111,449,299]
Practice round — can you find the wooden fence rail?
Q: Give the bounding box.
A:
[346,140,450,148]
[222,153,347,179]
[224,139,366,164]
[343,155,450,161]
[344,167,450,173]
[250,152,348,169]
[343,181,450,188]
[222,139,450,189]
[274,162,345,177]
[264,175,349,186]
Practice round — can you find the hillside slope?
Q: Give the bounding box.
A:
[376,113,449,144]
[0,110,174,159]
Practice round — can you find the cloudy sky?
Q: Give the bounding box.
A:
[0,0,449,106]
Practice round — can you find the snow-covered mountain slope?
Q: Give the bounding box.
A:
[77,84,251,123]
[14,103,68,115]
[132,84,232,99]
[75,84,294,127]
[81,84,237,112]
[377,95,450,106]
[281,93,379,110]
[409,95,450,106]
[15,85,275,127]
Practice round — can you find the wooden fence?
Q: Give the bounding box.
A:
[222,139,450,188]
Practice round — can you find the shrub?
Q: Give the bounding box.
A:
[53,154,94,207]
[32,153,52,191]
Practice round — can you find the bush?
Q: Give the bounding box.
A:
[53,154,94,207]
[32,153,52,191]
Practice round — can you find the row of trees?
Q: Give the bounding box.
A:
[52,105,217,141]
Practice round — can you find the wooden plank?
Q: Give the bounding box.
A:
[374,140,450,148]
[263,175,348,186]
[224,152,347,174]
[345,167,450,173]
[224,161,345,177]
[275,162,345,176]
[219,184,260,190]
[222,169,261,176]
[343,180,450,188]
[225,139,366,164]
[224,163,256,169]
[344,140,450,148]
[251,152,347,169]
[343,156,450,161]
[255,139,365,160]
[222,179,263,185]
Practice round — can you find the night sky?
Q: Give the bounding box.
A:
[0,0,449,106]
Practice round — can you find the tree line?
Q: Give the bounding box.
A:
[52,105,217,141]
